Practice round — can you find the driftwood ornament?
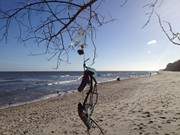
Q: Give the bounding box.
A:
[77,57,104,135]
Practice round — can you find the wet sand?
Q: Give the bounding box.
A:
[1,71,180,135]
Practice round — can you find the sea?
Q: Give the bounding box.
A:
[0,71,155,108]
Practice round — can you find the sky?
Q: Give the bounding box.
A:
[0,0,180,71]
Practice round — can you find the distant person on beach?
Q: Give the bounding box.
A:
[149,72,152,77]
[117,77,120,81]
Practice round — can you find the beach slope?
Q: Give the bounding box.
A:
[1,72,180,135]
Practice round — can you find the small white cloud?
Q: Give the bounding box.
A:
[147,40,157,45]
[147,50,151,54]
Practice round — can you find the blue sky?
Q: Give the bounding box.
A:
[0,0,180,71]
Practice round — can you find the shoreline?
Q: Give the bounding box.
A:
[0,73,153,110]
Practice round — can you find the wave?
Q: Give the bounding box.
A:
[60,75,70,78]
[0,79,24,84]
[48,76,82,86]
[48,80,76,86]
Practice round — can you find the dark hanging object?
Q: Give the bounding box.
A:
[77,60,104,135]
[77,49,84,55]
[77,44,85,55]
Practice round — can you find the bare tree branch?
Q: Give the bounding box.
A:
[157,14,180,45]
[0,0,108,68]
[142,0,159,28]
[120,0,128,7]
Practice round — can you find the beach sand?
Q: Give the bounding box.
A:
[1,71,180,135]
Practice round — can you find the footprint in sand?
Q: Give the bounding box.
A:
[148,120,153,124]
[159,116,166,119]
[142,111,151,118]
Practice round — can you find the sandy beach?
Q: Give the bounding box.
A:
[1,71,180,135]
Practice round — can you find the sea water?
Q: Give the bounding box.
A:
[0,71,154,107]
